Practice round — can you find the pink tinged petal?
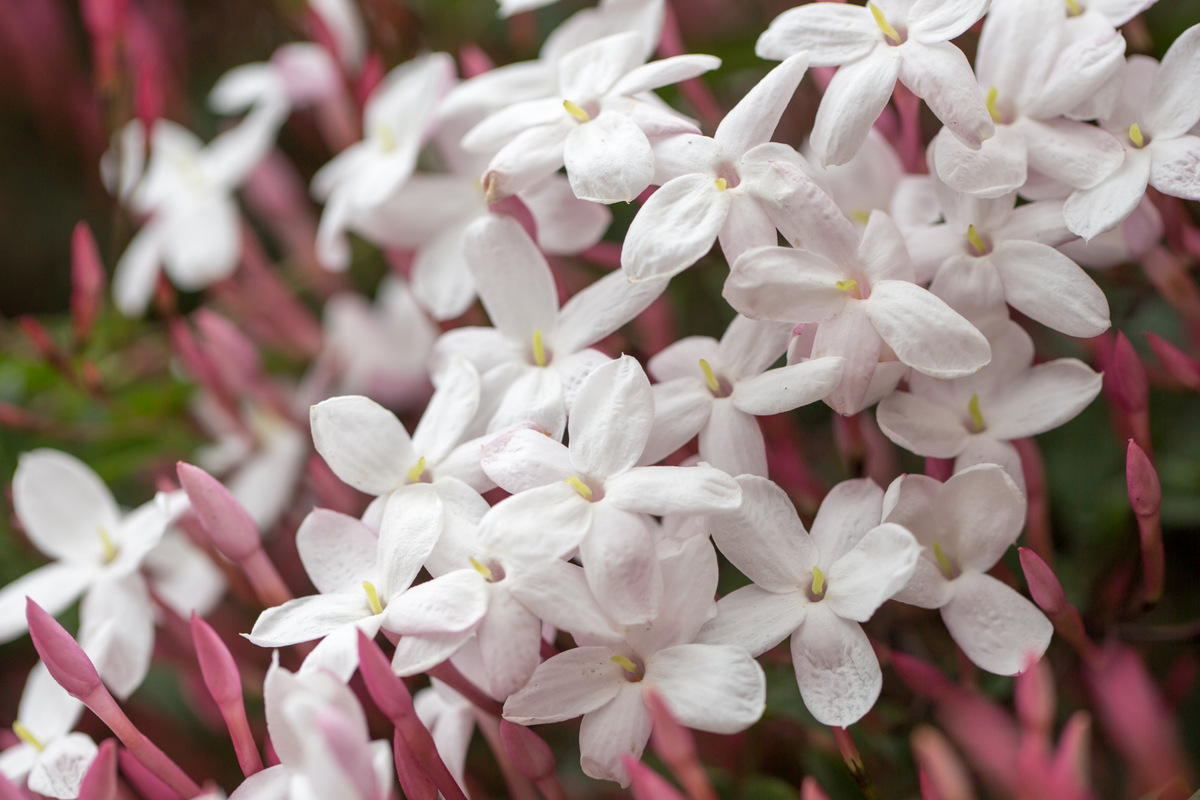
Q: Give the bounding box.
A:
[857,211,916,284]
[502,647,625,724]
[892,557,956,609]
[755,4,879,65]
[27,732,98,800]
[696,584,807,656]
[412,357,481,466]
[463,215,559,343]
[898,41,993,149]
[383,570,490,635]
[812,303,882,416]
[1063,149,1152,240]
[1015,117,1126,192]
[1144,24,1200,139]
[310,396,415,496]
[876,391,971,458]
[935,464,1027,573]
[715,54,810,159]
[723,247,849,323]
[478,483,594,564]
[580,505,662,626]
[707,474,818,592]
[790,604,882,727]
[612,54,722,96]
[229,764,290,800]
[378,483,444,598]
[823,523,920,622]
[605,465,742,516]
[564,113,655,203]
[578,683,653,787]
[954,437,1026,495]
[749,158,859,265]
[908,0,991,43]
[639,379,713,466]
[717,316,795,382]
[0,563,95,644]
[989,241,1111,337]
[296,509,379,595]
[507,560,623,643]
[810,49,902,167]
[931,125,1028,199]
[476,588,543,698]
[481,427,574,494]
[941,571,1052,675]
[13,449,120,563]
[627,535,721,654]
[299,617,385,683]
[864,280,992,379]
[79,576,154,700]
[569,355,654,479]
[1030,31,1128,119]
[809,478,886,567]
[558,32,646,101]
[698,399,769,478]
[488,366,567,441]
[551,269,668,357]
[249,594,373,647]
[1149,135,1200,201]
[621,173,730,282]
[985,359,1103,440]
[482,123,572,202]
[111,221,163,317]
[520,175,612,255]
[648,644,766,733]
[718,194,778,267]
[391,630,475,677]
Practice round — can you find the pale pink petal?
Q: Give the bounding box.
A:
[941,571,1052,675]
[718,193,778,267]
[715,54,810,158]
[464,215,559,344]
[580,504,662,625]
[990,241,1111,337]
[477,587,543,698]
[1016,117,1126,192]
[931,124,1028,199]
[520,175,612,255]
[865,280,992,378]
[628,535,719,653]
[412,356,480,466]
[503,647,624,724]
[564,113,655,203]
[809,478,885,567]
[378,483,444,598]
[612,54,723,96]
[604,465,742,515]
[755,4,879,65]
[488,365,567,441]
[698,399,769,478]
[621,173,730,282]
[696,584,807,655]
[0,563,95,644]
[507,560,623,644]
[310,396,414,495]
[648,337,720,383]
[706,474,818,592]
[908,0,991,42]
[638,378,713,466]
[724,246,849,323]
[791,604,881,726]
[477,483,593,564]
[1144,24,1200,139]
[824,523,920,622]
[578,683,652,787]
[1150,135,1200,201]
[811,303,881,416]
[249,594,372,647]
[481,427,574,493]
[1064,149,1152,240]
[482,123,572,202]
[649,643,766,733]
[876,391,971,458]
[551,269,668,357]
[569,355,654,480]
[13,450,120,563]
[558,32,645,101]
[954,436,1026,495]
[383,569,490,635]
[391,630,476,676]
[898,41,993,149]
[811,49,902,167]
[986,359,1103,440]
[716,316,795,381]
[296,509,379,595]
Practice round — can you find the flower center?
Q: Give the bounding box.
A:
[563,100,595,123]
[532,330,549,367]
[470,557,506,583]
[565,475,594,502]
[13,721,44,752]
[1128,123,1147,149]
[699,359,732,398]
[374,122,397,153]
[611,654,644,682]
[869,2,903,45]
[97,526,117,563]
[966,225,992,257]
[806,565,827,602]
[1064,0,1084,15]
[363,581,384,615]
[968,393,985,433]
[407,457,428,483]
[932,541,959,580]
[986,87,1004,124]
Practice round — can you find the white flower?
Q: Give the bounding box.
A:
[883,464,1054,674]
[431,215,665,440]
[481,356,742,625]
[1064,25,1200,239]
[875,320,1103,494]
[308,0,367,71]
[504,535,765,787]
[463,31,719,203]
[757,0,995,166]
[724,164,991,416]
[620,54,812,282]
[413,681,477,791]
[805,129,907,229]
[640,315,843,476]
[698,475,919,727]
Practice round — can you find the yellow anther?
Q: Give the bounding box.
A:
[811,566,826,597]
[986,86,1002,124]
[565,475,593,501]
[699,359,723,396]
[97,526,117,563]
[374,122,396,153]
[967,224,988,255]
[611,655,639,675]
[363,581,384,615]
[532,329,547,367]
[469,557,495,582]
[1129,123,1145,148]
[968,393,985,432]
[850,210,872,225]
[835,279,859,293]
[869,2,902,44]
[564,100,591,122]
[1064,0,1083,15]
[407,457,427,483]
[715,177,728,191]
[13,721,44,752]
[932,541,954,578]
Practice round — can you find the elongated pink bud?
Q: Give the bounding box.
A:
[1018,548,1066,614]
[911,727,975,800]
[644,689,716,800]
[190,613,262,777]
[622,757,687,800]
[117,749,181,800]
[459,44,494,78]
[71,222,105,344]
[394,732,438,800]
[1050,711,1092,797]
[78,738,118,800]
[27,598,102,698]
[194,310,261,397]
[135,58,163,133]
[918,768,941,800]
[1145,333,1200,391]
[501,720,564,800]
[800,777,830,800]
[1127,440,1164,605]
[1015,656,1055,743]
[1109,332,1152,458]
[0,770,26,800]
[176,463,259,561]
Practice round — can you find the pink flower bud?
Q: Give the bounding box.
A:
[911,727,975,800]
[1126,440,1161,518]
[19,316,59,363]
[1014,655,1055,742]
[459,45,494,78]
[622,757,687,800]
[393,732,439,800]
[26,598,102,699]
[1145,333,1200,391]
[194,310,262,397]
[500,720,555,781]
[70,222,105,344]
[116,749,182,800]
[190,613,262,777]
[1110,332,1148,414]
[135,58,163,133]
[1050,711,1092,797]
[77,738,118,800]
[176,463,260,561]
[1018,548,1066,614]
[800,776,831,800]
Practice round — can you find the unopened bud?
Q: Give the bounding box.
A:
[500,720,555,781]
[1018,548,1066,614]
[77,738,118,800]
[1110,333,1148,414]
[622,756,687,800]
[1126,440,1161,518]
[26,599,102,699]
[176,463,261,561]
[1014,655,1055,741]
[1145,333,1200,391]
[911,727,975,800]
[70,222,105,343]
[191,613,262,777]
[800,776,831,800]
[194,310,261,396]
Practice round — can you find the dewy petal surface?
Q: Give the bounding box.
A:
[622,173,731,282]
[649,644,766,733]
[503,647,625,724]
[790,604,882,727]
[940,571,1053,675]
[568,355,655,480]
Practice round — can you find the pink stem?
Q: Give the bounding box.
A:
[190,613,263,777]
[425,661,505,718]
[658,1,723,132]
[78,738,119,800]
[644,689,716,800]
[238,547,294,608]
[87,689,203,798]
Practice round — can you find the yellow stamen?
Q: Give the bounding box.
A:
[532,329,547,367]
[968,393,985,432]
[850,210,872,225]
[932,541,954,578]
[375,122,396,153]
[563,100,591,122]
[13,721,43,751]
[699,359,723,396]
[1129,123,1144,148]
[469,557,495,582]
[967,224,988,255]
[1064,0,1083,15]
[363,581,384,615]
[835,279,859,293]
[986,86,1002,124]
[565,475,593,501]
[407,457,427,483]
[715,177,728,191]
[869,2,902,44]
[97,526,117,562]
[610,655,639,675]
[811,566,826,597]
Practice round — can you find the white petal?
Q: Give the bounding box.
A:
[27,732,97,800]
[717,316,795,382]
[990,241,1111,337]
[723,246,849,323]
[481,123,571,200]
[464,214,560,344]
[858,210,916,284]
[811,303,882,416]
[0,563,94,644]
[1018,117,1126,191]
[391,630,475,676]
[310,396,414,495]
[1150,135,1200,201]
[790,604,881,727]
[462,98,567,154]
[488,366,567,441]
[715,54,810,158]
[159,195,242,290]
[13,449,120,562]
[628,535,721,654]
[612,54,722,96]
[718,193,779,267]
[1063,149,1152,240]
[731,358,845,416]
[648,643,766,733]
[810,50,902,167]
[621,173,730,282]
[79,576,154,700]
[898,41,993,150]
[476,588,543,698]
[299,616,384,683]
[412,356,480,466]
[1026,32,1126,119]
[111,221,163,317]
[941,571,1052,675]
[755,4,879,65]
[249,594,371,647]
[605,465,742,516]
[747,155,859,264]
[558,32,645,101]
[18,662,83,742]
[424,478,491,577]
[936,464,1027,573]
[824,523,920,622]
[569,355,654,480]
[648,337,720,383]
[875,391,971,458]
[578,683,652,787]
[503,647,624,724]
[954,436,1027,496]
[229,764,291,800]
[478,483,593,565]
[986,359,1103,441]
[481,427,575,493]
[378,483,444,598]
[931,124,1028,199]
[507,560,623,643]
[564,113,655,203]
[384,570,489,635]
[1144,24,1200,139]
[696,584,807,656]
[908,0,990,42]
[580,504,662,626]
[865,280,992,379]
[551,268,667,357]
[296,509,378,595]
[638,379,713,466]
[698,399,768,479]
[521,174,612,255]
[707,475,816,591]
[809,478,885,568]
